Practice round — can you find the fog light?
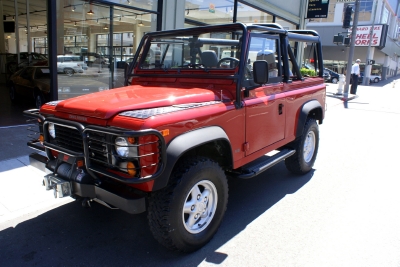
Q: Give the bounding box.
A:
[127,162,136,176]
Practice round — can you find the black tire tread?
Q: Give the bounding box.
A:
[147,156,227,252]
[285,118,319,175]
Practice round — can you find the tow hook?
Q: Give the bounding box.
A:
[42,174,72,198]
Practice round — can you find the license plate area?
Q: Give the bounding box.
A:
[43,174,72,198]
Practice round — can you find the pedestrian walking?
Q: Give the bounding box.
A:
[351,59,361,95]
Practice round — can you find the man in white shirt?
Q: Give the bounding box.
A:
[351,59,361,94]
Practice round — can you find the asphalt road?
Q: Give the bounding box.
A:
[0,80,400,266]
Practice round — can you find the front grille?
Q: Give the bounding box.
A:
[53,125,84,152]
[87,131,108,165]
[44,120,165,182]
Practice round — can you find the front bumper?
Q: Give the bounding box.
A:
[29,152,146,214]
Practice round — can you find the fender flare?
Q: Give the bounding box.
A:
[152,126,232,191]
[295,100,323,138]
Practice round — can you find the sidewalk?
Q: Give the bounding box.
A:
[0,155,72,230]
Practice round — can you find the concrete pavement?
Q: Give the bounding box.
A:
[0,77,398,229]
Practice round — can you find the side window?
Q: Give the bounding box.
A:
[245,34,282,84]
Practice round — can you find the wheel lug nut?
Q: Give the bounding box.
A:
[197,194,201,200]
[191,205,195,211]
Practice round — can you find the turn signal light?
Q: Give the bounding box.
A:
[39,134,44,143]
[127,162,136,176]
[127,137,136,144]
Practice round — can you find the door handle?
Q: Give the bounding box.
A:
[279,103,284,115]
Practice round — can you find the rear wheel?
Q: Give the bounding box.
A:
[374,77,379,83]
[285,118,319,174]
[148,156,228,252]
[64,68,74,76]
[331,77,338,84]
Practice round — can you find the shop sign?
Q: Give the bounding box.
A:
[306,0,330,19]
[349,25,388,47]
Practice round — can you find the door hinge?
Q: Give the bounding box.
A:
[243,142,250,152]
[279,103,284,115]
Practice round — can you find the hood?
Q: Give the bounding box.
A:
[54,85,222,119]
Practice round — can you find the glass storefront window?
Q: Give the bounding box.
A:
[185,0,236,24]
[236,3,273,24]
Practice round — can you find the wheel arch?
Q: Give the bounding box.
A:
[152,126,233,191]
[295,100,323,138]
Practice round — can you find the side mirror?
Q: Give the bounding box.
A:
[253,60,269,84]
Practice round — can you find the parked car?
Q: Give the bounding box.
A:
[324,68,340,84]
[323,70,331,82]
[360,72,381,83]
[24,22,326,252]
[6,52,48,74]
[57,55,87,76]
[8,66,51,109]
[8,66,109,109]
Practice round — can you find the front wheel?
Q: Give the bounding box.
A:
[374,77,379,83]
[331,77,338,84]
[148,157,228,252]
[285,118,319,174]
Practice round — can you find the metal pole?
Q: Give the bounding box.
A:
[362,0,377,85]
[343,0,360,98]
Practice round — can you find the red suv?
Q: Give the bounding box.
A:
[25,23,326,252]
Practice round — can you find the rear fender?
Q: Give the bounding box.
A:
[296,100,323,138]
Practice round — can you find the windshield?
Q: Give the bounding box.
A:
[138,30,243,71]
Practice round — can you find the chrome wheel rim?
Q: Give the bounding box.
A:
[182,180,218,234]
[303,130,316,163]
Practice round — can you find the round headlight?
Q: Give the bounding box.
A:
[115,137,129,157]
[48,123,56,138]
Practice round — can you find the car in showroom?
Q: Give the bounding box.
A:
[8,66,109,109]
[57,55,87,76]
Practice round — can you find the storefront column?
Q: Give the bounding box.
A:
[382,55,389,80]
[162,0,184,30]
[0,0,6,74]
[56,2,64,55]
[364,47,375,81]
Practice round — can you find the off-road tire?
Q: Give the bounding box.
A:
[148,156,228,252]
[285,118,319,174]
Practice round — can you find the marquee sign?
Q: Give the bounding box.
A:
[349,25,388,47]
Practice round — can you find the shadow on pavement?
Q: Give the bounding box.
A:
[0,162,314,266]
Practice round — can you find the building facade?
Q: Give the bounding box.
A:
[1,0,310,100]
[306,0,400,80]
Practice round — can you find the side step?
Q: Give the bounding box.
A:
[234,149,296,179]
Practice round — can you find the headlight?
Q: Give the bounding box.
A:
[48,123,56,138]
[115,137,129,157]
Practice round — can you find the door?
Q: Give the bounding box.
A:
[244,34,286,155]
[15,67,35,97]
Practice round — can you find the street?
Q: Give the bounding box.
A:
[0,80,400,266]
